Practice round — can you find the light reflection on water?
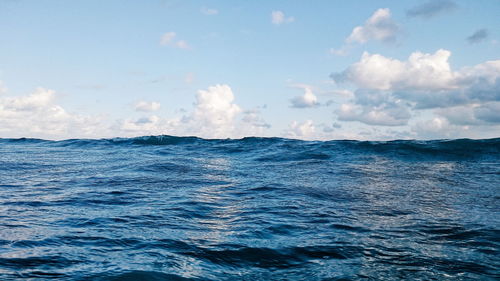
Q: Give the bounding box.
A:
[0,137,498,280]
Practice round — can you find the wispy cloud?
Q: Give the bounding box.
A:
[160,32,191,49]
[201,7,218,15]
[331,8,400,56]
[0,88,104,139]
[135,101,161,112]
[466,28,489,44]
[407,0,457,19]
[271,10,294,25]
[346,8,400,44]
[290,88,319,108]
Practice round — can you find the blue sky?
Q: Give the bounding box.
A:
[0,0,499,140]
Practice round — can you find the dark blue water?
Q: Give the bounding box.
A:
[0,136,499,280]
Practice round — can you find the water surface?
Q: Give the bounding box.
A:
[0,136,499,280]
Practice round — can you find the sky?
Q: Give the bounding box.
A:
[0,0,499,140]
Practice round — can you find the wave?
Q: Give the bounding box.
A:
[1,135,499,159]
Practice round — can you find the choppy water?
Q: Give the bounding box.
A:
[0,136,499,280]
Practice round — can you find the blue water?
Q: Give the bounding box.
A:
[0,136,499,280]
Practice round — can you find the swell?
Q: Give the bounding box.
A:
[1,136,498,159]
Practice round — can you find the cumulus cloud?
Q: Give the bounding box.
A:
[271,11,294,25]
[437,102,500,125]
[0,88,105,139]
[407,0,457,19]
[412,117,455,139]
[135,101,161,112]
[290,88,319,108]
[286,120,316,139]
[332,49,456,91]
[184,84,242,137]
[172,85,270,138]
[331,49,500,133]
[201,7,218,15]
[337,101,410,126]
[0,82,271,140]
[467,29,489,44]
[346,8,400,44]
[242,109,271,129]
[160,32,191,49]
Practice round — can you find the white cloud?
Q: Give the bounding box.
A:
[346,8,400,44]
[332,49,500,108]
[242,109,271,129]
[135,101,161,112]
[337,102,410,126]
[330,89,354,98]
[160,32,176,45]
[329,47,350,56]
[201,7,218,15]
[290,88,319,108]
[412,117,457,139]
[286,120,316,139]
[330,49,500,137]
[0,88,105,139]
[271,10,294,25]
[116,115,174,137]
[160,32,191,49]
[181,84,241,138]
[0,83,269,140]
[181,85,270,138]
[436,102,500,125]
[175,40,190,49]
[333,49,455,91]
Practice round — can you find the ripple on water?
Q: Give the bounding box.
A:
[0,136,499,280]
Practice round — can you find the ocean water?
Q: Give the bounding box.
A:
[0,136,499,281]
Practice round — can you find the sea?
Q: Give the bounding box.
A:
[0,136,499,280]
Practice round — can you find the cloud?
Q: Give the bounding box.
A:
[160,32,191,49]
[135,101,161,112]
[174,84,269,138]
[187,84,242,134]
[242,109,271,129]
[331,49,500,131]
[0,88,105,139]
[3,88,56,110]
[337,101,410,126]
[407,0,457,19]
[467,28,489,44]
[346,8,400,44]
[0,83,270,140]
[286,120,316,139]
[329,46,350,56]
[412,117,455,139]
[290,88,319,108]
[201,7,218,15]
[160,32,176,45]
[437,102,500,125]
[332,49,455,91]
[474,102,500,123]
[271,11,294,25]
